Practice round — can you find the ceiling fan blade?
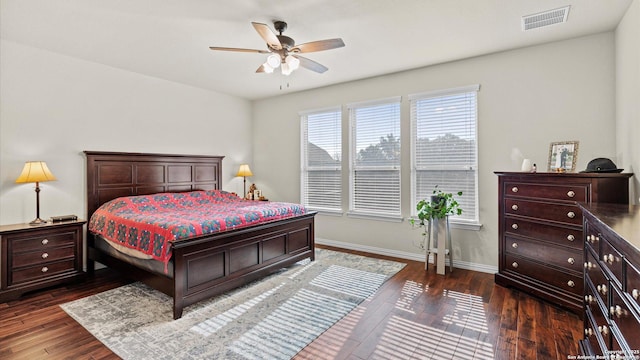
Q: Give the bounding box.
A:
[292,38,345,53]
[251,22,282,50]
[209,46,271,54]
[256,64,266,73]
[294,55,328,73]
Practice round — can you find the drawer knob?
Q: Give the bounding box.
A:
[511,204,519,211]
[567,257,575,265]
[41,239,49,245]
[567,280,575,288]
[584,328,593,336]
[610,305,627,318]
[598,325,609,335]
[584,261,596,270]
[633,289,639,300]
[603,254,616,264]
[585,295,595,304]
[511,186,518,193]
[567,234,575,242]
[567,211,575,219]
[512,262,519,268]
[41,252,49,259]
[567,190,575,198]
[511,223,519,230]
[597,284,608,295]
[588,234,599,244]
[41,266,48,273]
[511,242,518,249]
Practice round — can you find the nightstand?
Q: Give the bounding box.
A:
[0,220,86,302]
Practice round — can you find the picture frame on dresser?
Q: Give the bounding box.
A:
[548,140,579,172]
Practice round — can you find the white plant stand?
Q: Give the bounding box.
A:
[425,216,453,275]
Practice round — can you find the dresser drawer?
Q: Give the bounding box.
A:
[10,259,76,285]
[505,254,583,295]
[12,246,76,268]
[504,217,581,250]
[585,248,610,300]
[505,235,582,273]
[585,307,607,356]
[600,237,624,288]
[505,198,582,226]
[625,260,640,314]
[504,181,588,202]
[9,230,76,252]
[610,287,640,351]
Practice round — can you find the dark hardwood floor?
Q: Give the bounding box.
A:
[0,246,582,359]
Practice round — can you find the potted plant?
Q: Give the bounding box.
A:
[410,186,463,273]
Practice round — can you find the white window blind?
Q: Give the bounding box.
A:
[300,108,342,212]
[410,85,479,223]
[348,97,401,216]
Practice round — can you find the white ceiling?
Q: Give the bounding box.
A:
[1,0,633,100]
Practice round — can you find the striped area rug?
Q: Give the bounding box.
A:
[61,249,405,360]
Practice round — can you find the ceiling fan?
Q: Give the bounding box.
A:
[209,21,345,75]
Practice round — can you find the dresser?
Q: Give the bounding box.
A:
[0,220,86,301]
[580,203,640,358]
[494,172,632,315]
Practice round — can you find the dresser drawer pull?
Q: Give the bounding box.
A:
[567,190,575,198]
[603,254,615,264]
[567,234,575,242]
[585,295,595,304]
[588,234,599,244]
[41,266,49,273]
[511,242,518,249]
[567,211,575,219]
[511,186,518,193]
[633,289,639,300]
[41,238,49,245]
[597,284,608,295]
[567,257,575,265]
[567,280,575,288]
[511,262,519,269]
[584,328,593,336]
[511,204,518,211]
[610,305,627,318]
[597,325,609,335]
[584,261,596,270]
[41,252,49,259]
[511,223,519,230]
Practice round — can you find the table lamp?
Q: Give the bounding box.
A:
[15,161,57,225]
[236,164,253,198]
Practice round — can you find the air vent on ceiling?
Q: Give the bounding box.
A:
[522,6,570,31]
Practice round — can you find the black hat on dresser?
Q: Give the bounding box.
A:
[580,158,623,173]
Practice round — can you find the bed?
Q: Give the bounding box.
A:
[84,151,316,319]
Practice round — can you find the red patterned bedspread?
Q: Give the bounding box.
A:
[88,190,306,269]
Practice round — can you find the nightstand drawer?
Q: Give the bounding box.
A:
[10,230,76,252]
[12,246,75,268]
[504,182,588,202]
[10,259,76,285]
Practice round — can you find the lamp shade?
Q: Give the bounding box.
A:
[15,161,57,183]
[236,164,253,177]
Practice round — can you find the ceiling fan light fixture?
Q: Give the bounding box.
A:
[285,55,300,71]
[262,62,275,73]
[266,54,281,68]
[281,62,293,76]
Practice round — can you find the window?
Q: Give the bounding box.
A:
[348,97,401,218]
[300,108,342,212]
[410,85,479,225]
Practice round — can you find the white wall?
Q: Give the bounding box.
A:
[616,0,640,204]
[0,40,253,225]
[252,33,618,270]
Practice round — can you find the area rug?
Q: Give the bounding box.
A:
[61,249,405,360]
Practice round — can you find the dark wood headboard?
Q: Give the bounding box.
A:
[85,151,224,218]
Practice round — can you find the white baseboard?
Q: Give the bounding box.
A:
[316,237,498,274]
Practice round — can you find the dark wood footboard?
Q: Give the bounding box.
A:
[84,151,316,319]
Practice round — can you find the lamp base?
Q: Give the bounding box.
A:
[29,217,47,226]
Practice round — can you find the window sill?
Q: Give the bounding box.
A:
[408,217,482,231]
[308,208,343,217]
[346,212,404,223]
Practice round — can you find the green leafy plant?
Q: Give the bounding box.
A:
[410,186,463,250]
